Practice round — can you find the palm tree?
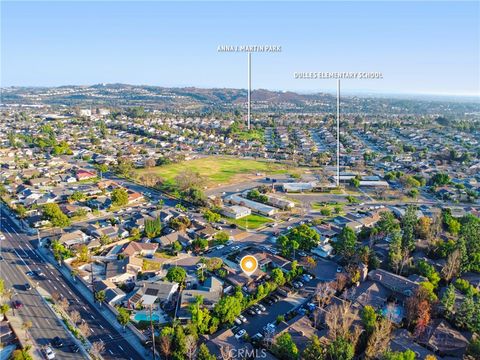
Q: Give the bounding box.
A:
[94,290,106,306]
[71,269,78,281]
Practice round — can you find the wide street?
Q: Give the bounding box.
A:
[0,207,149,360]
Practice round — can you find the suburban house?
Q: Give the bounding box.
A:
[93,279,126,305]
[105,256,143,283]
[368,269,419,297]
[127,280,179,309]
[155,231,191,248]
[76,169,97,181]
[121,242,158,257]
[57,230,90,248]
[178,277,223,320]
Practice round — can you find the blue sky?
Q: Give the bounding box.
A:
[1,1,479,96]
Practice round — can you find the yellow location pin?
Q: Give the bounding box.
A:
[240,255,258,276]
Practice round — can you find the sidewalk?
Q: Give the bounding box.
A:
[37,247,152,360]
[6,315,43,360]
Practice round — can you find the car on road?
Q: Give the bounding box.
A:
[0,234,5,240]
[44,346,55,359]
[12,300,23,309]
[0,256,3,261]
[52,336,63,348]
[24,283,31,290]
[234,329,246,340]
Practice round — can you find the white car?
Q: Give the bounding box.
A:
[216,245,225,250]
[238,315,247,323]
[235,329,246,339]
[44,346,55,359]
[234,317,242,325]
[0,234,5,240]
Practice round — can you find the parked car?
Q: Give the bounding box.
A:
[247,308,256,316]
[0,234,5,240]
[24,283,32,290]
[52,337,63,348]
[257,304,266,312]
[252,306,262,314]
[44,346,55,359]
[231,245,241,251]
[12,300,23,309]
[336,266,343,273]
[238,315,247,323]
[234,317,242,325]
[69,344,80,353]
[234,329,246,340]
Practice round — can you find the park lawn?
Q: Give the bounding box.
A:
[135,156,299,187]
[225,214,273,229]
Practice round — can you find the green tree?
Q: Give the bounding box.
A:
[334,227,357,261]
[111,188,129,206]
[302,335,324,360]
[382,350,416,360]
[197,343,215,360]
[441,284,456,317]
[166,267,187,284]
[117,308,130,329]
[214,231,229,245]
[401,206,417,252]
[70,191,85,202]
[43,203,70,228]
[416,260,441,288]
[274,332,299,360]
[0,303,10,319]
[203,209,220,223]
[95,290,106,305]
[271,268,286,286]
[115,157,134,178]
[326,336,354,360]
[213,295,242,325]
[361,305,377,334]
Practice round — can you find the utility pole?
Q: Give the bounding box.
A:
[149,305,156,360]
[247,52,252,130]
[336,79,340,187]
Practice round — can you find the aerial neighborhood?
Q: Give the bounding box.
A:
[0,88,479,360]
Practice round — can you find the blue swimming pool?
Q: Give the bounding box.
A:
[133,312,160,322]
[381,304,404,323]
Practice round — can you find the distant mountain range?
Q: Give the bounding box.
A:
[1,84,479,116]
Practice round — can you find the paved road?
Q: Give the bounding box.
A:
[0,210,148,360]
[0,214,86,359]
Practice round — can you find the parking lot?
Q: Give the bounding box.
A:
[238,292,305,337]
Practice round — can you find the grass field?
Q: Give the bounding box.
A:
[225,214,273,229]
[136,156,300,187]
